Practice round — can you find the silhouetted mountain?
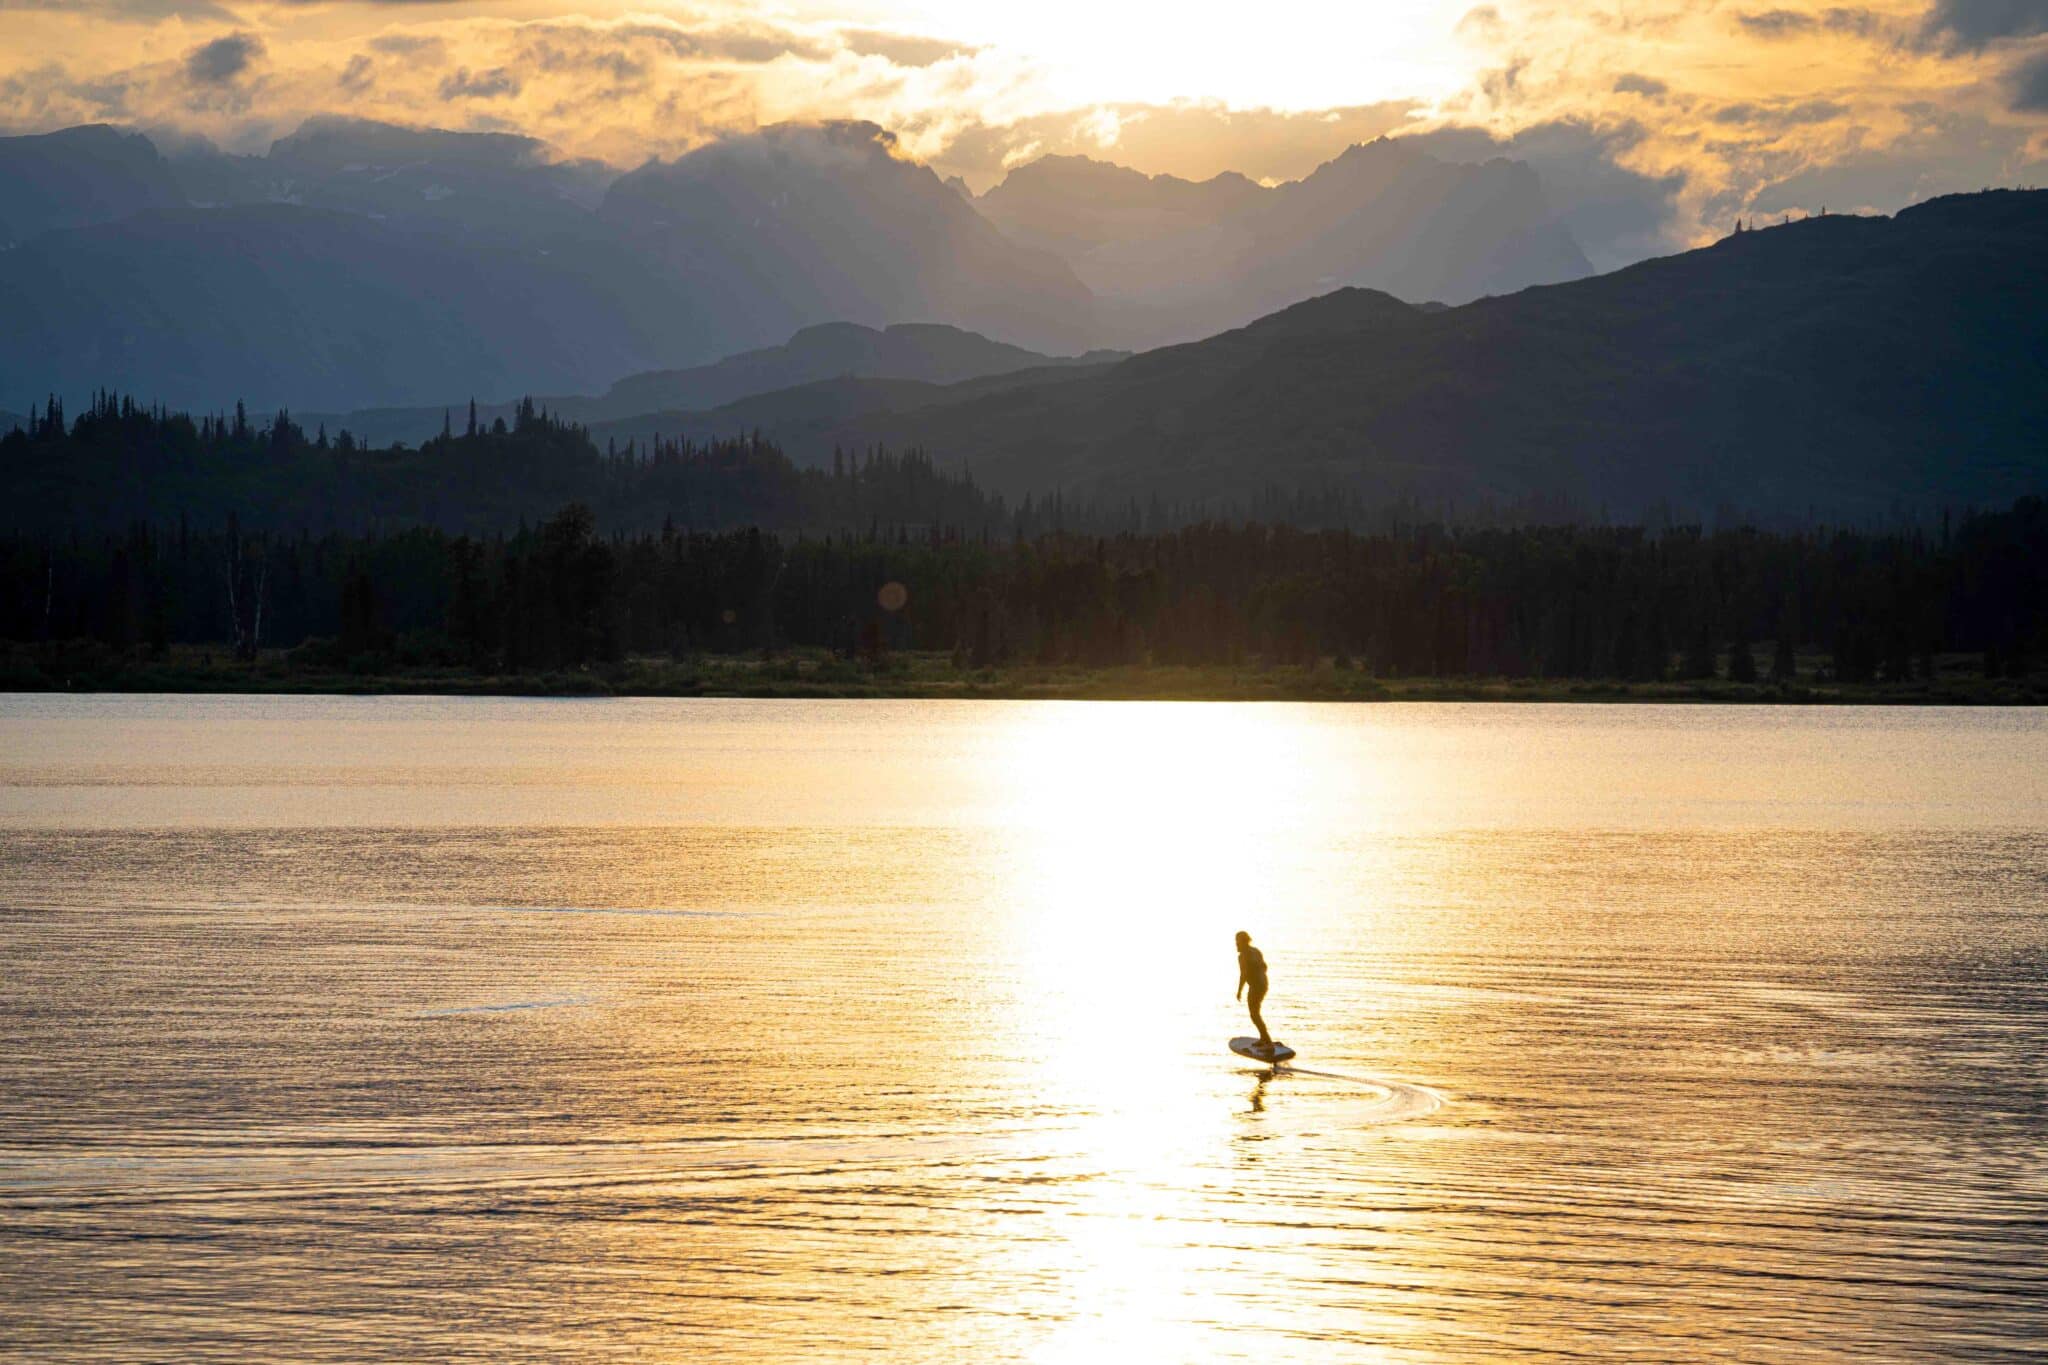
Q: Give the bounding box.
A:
[584,360,1115,455]
[0,204,699,411]
[736,191,2048,522]
[0,125,184,245]
[603,321,1124,414]
[977,139,1591,343]
[0,119,1102,412]
[301,322,1126,447]
[600,122,1097,354]
[173,116,615,247]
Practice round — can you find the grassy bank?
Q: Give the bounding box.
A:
[5,642,2045,703]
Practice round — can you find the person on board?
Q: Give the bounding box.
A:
[1235,930,1276,1052]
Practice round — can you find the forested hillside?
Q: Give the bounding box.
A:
[787,190,2048,524]
[0,393,1001,536]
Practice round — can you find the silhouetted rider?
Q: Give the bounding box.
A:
[1235,930,1275,1051]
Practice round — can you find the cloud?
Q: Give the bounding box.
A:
[0,0,2041,260]
[1736,9,1818,37]
[438,65,518,100]
[1395,118,1686,272]
[2010,49,2048,109]
[1736,8,1880,40]
[1747,101,2048,210]
[840,28,972,68]
[184,31,261,85]
[367,33,446,61]
[1456,6,1506,42]
[1713,98,1851,125]
[0,0,239,19]
[1919,0,2048,52]
[926,101,1424,189]
[337,53,372,94]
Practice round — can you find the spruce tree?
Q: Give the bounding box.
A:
[1729,636,1758,683]
[1682,624,1717,680]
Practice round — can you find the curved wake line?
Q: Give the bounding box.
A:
[417,995,595,1016]
[1275,1064,1447,1125]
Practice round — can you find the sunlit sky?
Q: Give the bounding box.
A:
[2,0,2044,255]
[818,0,1478,110]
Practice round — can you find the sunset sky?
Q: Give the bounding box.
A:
[3,0,2044,262]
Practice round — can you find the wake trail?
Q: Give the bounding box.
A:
[1269,1063,1447,1125]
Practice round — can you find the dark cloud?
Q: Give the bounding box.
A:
[0,0,239,19]
[184,32,263,85]
[1821,8,1883,38]
[1612,73,1668,98]
[1395,119,1684,270]
[1713,99,1851,125]
[840,28,973,67]
[437,66,519,100]
[1918,0,2048,52]
[1480,59,1528,103]
[2010,49,2048,109]
[1736,8,1816,36]
[1737,7,1880,39]
[337,54,372,94]
[367,33,446,61]
[516,30,647,84]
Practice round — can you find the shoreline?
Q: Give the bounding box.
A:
[5,648,2043,704]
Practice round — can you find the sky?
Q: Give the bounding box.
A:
[2,0,2044,265]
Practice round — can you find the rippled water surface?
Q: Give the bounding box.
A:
[2,696,2044,1361]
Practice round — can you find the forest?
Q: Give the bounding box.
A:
[2,489,2042,687]
[0,390,1685,538]
[5,394,2044,688]
[0,392,1014,536]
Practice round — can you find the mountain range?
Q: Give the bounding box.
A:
[0,117,1590,413]
[582,191,2048,524]
[976,142,1591,345]
[302,321,1127,447]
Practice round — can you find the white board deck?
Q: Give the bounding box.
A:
[1229,1036,1296,1063]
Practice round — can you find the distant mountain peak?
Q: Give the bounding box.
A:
[977,135,1588,344]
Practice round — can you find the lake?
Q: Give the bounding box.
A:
[2,696,2044,1360]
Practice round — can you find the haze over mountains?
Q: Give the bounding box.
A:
[977,142,1591,345]
[306,321,1127,448]
[3,114,2043,525]
[597,191,2048,524]
[0,116,1590,413]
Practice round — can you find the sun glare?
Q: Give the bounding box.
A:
[987,704,1340,1055]
[806,0,1474,111]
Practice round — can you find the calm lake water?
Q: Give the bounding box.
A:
[2,696,2044,1361]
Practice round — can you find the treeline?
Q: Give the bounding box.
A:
[0,392,1010,536]
[4,499,2043,680]
[0,391,1740,538]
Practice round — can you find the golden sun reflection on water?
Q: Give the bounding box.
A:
[2,698,2045,1361]
[991,703,1356,1048]
[980,704,1441,1354]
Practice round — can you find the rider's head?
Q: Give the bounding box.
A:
[1234,930,1251,948]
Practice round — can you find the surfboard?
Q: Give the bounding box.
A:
[1229,1036,1295,1064]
